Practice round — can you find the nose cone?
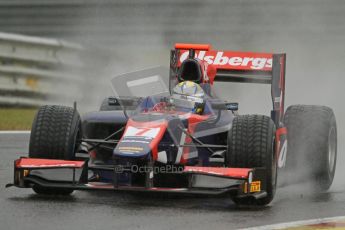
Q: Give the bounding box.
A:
[113,118,168,160]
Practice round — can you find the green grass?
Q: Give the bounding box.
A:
[0,108,37,130]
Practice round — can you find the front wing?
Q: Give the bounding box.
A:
[7,158,268,199]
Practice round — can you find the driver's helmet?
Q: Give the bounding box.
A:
[172,81,205,114]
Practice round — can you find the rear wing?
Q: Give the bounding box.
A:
[170,43,286,126]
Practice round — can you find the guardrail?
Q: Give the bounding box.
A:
[0,32,84,107]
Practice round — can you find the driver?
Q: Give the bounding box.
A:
[171,81,205,115]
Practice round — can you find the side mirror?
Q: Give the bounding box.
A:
[211,101,239,111]
[211,101,227,110]
[108,97,120,106]
[225,103,238,111]
[110,96,141,107]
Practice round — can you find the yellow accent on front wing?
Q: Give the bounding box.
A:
[23,170,29,177]
[243,181,261,193]
[250,181,261,192]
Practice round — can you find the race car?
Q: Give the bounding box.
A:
[7,43,337,206]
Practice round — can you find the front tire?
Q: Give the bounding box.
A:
[226,115,277,206]
[29,105,81,195]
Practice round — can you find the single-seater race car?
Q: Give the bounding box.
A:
[7,43,337,206]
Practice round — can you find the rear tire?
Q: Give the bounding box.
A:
[284,105,337,191]
[29,105,81,195]
[226,115,276,206]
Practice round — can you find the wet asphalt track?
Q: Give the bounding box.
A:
[1,133,345,230]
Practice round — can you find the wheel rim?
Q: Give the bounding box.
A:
[328,126,336,174]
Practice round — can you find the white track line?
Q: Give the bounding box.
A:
[240,216,345,230]
[0,130,30,134]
